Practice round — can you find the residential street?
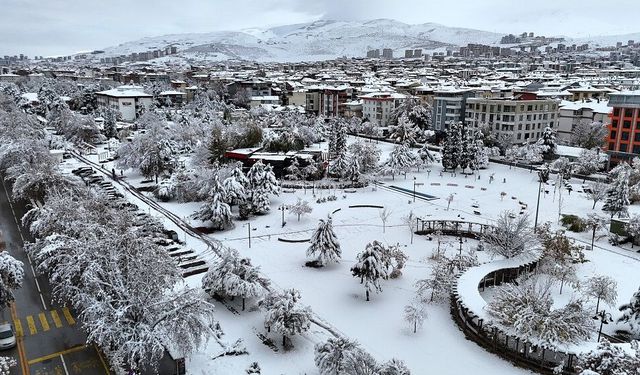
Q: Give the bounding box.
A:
[0,178,111,375]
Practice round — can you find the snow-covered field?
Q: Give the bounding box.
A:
[69,138,640,374]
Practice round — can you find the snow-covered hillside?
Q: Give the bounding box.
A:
[95,19,504,62]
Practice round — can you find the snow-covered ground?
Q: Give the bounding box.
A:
[65,138,640,374]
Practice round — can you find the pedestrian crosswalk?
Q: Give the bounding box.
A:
[11,307,76,337]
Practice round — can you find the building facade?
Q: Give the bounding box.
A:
[96,85,153,122]
[465,92,560,144]
[606,91,640,158]
[360,92,408,127]
[432,88,475,131]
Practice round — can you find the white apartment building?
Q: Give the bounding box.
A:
[557,100,611,143]
[465,92,560,144]
[96,85,152,122]
[360,92,408,127]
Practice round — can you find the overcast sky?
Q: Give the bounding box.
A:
[2,0,639,56]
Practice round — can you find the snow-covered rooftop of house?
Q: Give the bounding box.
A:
[359,91,408,100]
[159,90,186,96]
[559,100,611,114]
[20,92,38,102]
[251,96,280,101]
[96,85,151,97]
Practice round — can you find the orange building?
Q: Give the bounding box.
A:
[606,91,640,160]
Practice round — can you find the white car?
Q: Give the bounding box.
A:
[0,323,16,350]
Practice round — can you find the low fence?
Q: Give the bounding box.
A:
[415,219,579,373]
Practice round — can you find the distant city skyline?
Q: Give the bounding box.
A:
[2,0,639,56]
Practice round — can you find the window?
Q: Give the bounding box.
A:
[634,145,640,154]
[620,144,628,152]
[526,124,530,130]
[518,124,522,130]
[609,142,615,150]
[533,114,537,120]
[625,109,634,117]
[614,108,620,116]
[611,131,617,139]
[612,120,618,128]
[520,105,524,111]
[527,105,533,111]
[634,133,640,142]
[622,132,630,140]
[517,133,522,140]
[625,121,632,128]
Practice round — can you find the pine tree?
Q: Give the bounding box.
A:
[246,161,280,214]
[380,359,411,375]
[314,337,360,375]
[262,289,312,347]
[618,287,640,333]
[539,126,557,159]
[602,168,630,218]
[202,247,269,311]
[380,142,416,180]
[223,175,247,207]
[329,152,350,179]
[346,155,361,182]
[285,157,303,181]
[307,217,341,266]
[192,193,233,230]
[441,122,462,170]
[351,241,389,301]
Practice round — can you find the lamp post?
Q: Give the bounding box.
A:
[413,177,424,203]
[245,222,252,249]
[592,310,613,342]
[458,236,464,256]
[279,205,287,227]
[534,165,550,233]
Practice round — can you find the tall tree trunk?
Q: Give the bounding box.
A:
[282,335,286,347]
[413,321,417,334]
[596,296,601,313]
[242,298,246,311]
[366,290,370,301]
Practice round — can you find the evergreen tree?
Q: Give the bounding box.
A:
[192,193,233,230]
[539,126,557,159]
[351,241,389,301]
[441,122,462,170]
[307,217,341,266]
[314,337,360,375]
[618,287,640,333]
[262,289,312,347]
[346,155,361,183]
[380,359,411,375]
[246,161,280,214]
[602,168,630,218]
[285,157,303,181]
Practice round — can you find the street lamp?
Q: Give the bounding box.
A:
[592,310,613,342]
[279,205,287,227]
[534,165,550,233]
[413,177,424,203]
[244,222,252,248]
[458,237,464,256]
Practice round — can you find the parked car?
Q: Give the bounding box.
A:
[0,323,16,350]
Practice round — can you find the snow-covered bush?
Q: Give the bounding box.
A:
[351,241,390,301]
[618,287,640,333]
[314,337,360,375]
[482,211,538,258]
[0,251,23,308]
[576,339,640,375]
[404,302,426,333]
[582,275,618,313]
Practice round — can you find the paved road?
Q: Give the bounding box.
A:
[0,178,111,375]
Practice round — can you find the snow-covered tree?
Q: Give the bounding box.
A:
[351,241,389,301]
[348,141,380,173]
[539,126,557,159]
[602,168,630,218]
[582,275,618,313]
[441,122,462,170]
[202,247,268,310]
[117,122,176,182]
[389,113,420,146]
[307,217,341,267]
[618,287,640,333]
[482,211,538,258]
[288,198,313,221]
[223,173,247,207]
[246,160,280,214]
[345,155,361,182]
[587,181,609,209]
[418,143,437,166]
[329,152,350,179]
[341,349,380,375]
[314,337,360,375]
[487,275,593,346]
[246,362,261,374]
[285,157,303,181]
[585,213,607,249]
[262,289,312,347]
[380,358,411,375]
[404,302,426,333]
[577,338,640,375]
[571,120,607,149]
[0,251,23,309]
[193,192,233,230]
[575,149,604,178]
[380,142,416,180]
